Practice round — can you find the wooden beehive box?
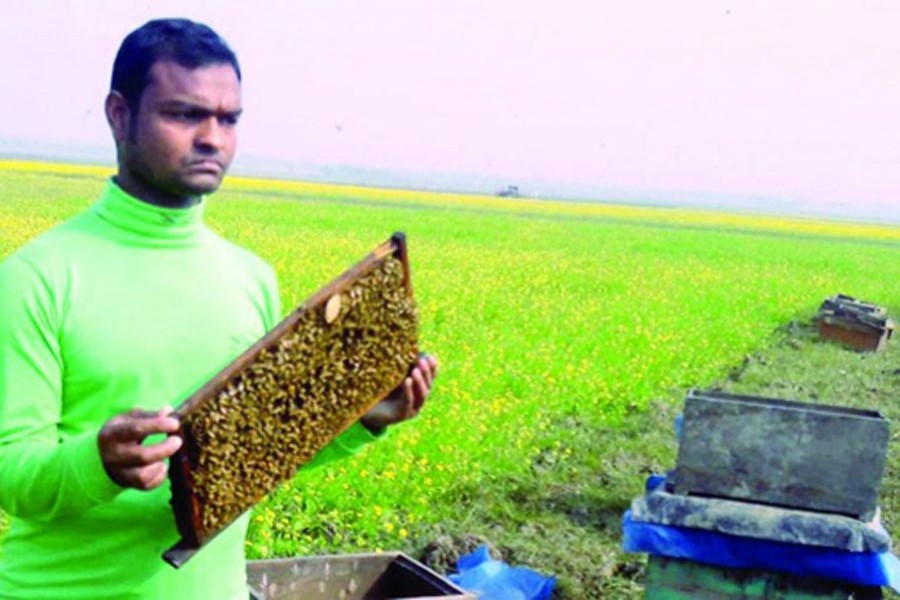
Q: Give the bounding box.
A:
[815,294,894,352]
[164,234,418,567]
[645,556,875,599]
[674,389,889,520]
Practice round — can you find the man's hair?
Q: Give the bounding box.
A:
[111,18,241,112]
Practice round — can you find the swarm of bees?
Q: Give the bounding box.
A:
[167,239,417,559]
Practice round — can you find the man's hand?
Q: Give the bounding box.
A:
[361,354,438,431]
[98,407,183,490]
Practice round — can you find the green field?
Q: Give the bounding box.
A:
[2,162,900,597]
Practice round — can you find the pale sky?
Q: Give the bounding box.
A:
[2,1,900,222]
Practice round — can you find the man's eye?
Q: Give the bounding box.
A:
[219,114,240,127]
[168,111,203,122]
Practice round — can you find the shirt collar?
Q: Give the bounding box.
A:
[92,179,206,244]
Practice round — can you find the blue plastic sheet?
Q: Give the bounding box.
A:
[623,510,900,592]
[448,545,556,600]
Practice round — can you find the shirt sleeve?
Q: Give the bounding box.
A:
[0,256,121,522]
[261,262,282,332]
[304,421,387,471]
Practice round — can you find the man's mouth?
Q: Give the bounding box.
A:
[188,160,223,174]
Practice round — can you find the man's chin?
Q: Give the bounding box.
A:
[179,173,226,196]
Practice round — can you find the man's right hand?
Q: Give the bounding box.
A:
[98,407,183,490]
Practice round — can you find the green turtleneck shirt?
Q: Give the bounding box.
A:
[0,180,380,599]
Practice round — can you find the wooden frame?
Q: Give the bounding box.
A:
[164,233,417,567]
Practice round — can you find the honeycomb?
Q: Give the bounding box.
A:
[169,250,417,549]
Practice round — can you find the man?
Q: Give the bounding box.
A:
[0,18,438,599]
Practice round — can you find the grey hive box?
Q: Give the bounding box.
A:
[246,553,474,600]
[673,389,889,520]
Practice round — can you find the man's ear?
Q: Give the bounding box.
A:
[105,91,131,144]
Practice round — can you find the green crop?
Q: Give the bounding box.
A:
[2,162,899,561]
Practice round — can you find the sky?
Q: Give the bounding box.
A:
[2,1,900,222]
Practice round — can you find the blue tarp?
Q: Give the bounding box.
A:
[448,545,556,600]
[623,510,900,592]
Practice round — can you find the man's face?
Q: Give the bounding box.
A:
[121,60,242,200]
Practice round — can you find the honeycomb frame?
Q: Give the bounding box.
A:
[164,233,418,567]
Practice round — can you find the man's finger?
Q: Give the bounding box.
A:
[418,357,433,388]
[136,435,182,465]
[427,354,439,378]
[105,435,183,468]
[141,462,169,490]
[410,369,428,412]
[105,414,180,442]
[118,462,169,491]
[402,377,414,404]
[126,408,165,419]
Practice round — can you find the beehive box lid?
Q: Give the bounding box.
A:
[673,389,890,520]
[164,234,418,567]
[817,294,894,332]
[631,488,891,552]
[246,552,475,599]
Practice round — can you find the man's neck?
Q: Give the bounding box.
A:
[114,173,202,210]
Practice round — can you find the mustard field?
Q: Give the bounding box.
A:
[2,160,900,561]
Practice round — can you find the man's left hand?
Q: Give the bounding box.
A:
[361,354,438,431]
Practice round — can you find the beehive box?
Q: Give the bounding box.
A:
[246,553,475,599]
[164,234,418,567]
[815,294,894,352]
[674,389,889,520]
[644,556,877,599]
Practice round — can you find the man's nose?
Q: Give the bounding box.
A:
[195,117,225,152]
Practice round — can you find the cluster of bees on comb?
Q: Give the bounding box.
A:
[179,256,418,540]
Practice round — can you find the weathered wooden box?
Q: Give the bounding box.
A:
[644,556,878,599]
[673,390,889,520]
[247,553,474,600]
[815,294,894,352]
[816,320,892,353]
[164,234,419,567]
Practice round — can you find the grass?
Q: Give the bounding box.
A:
[445,319,900,597]
[1,161,900,596]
